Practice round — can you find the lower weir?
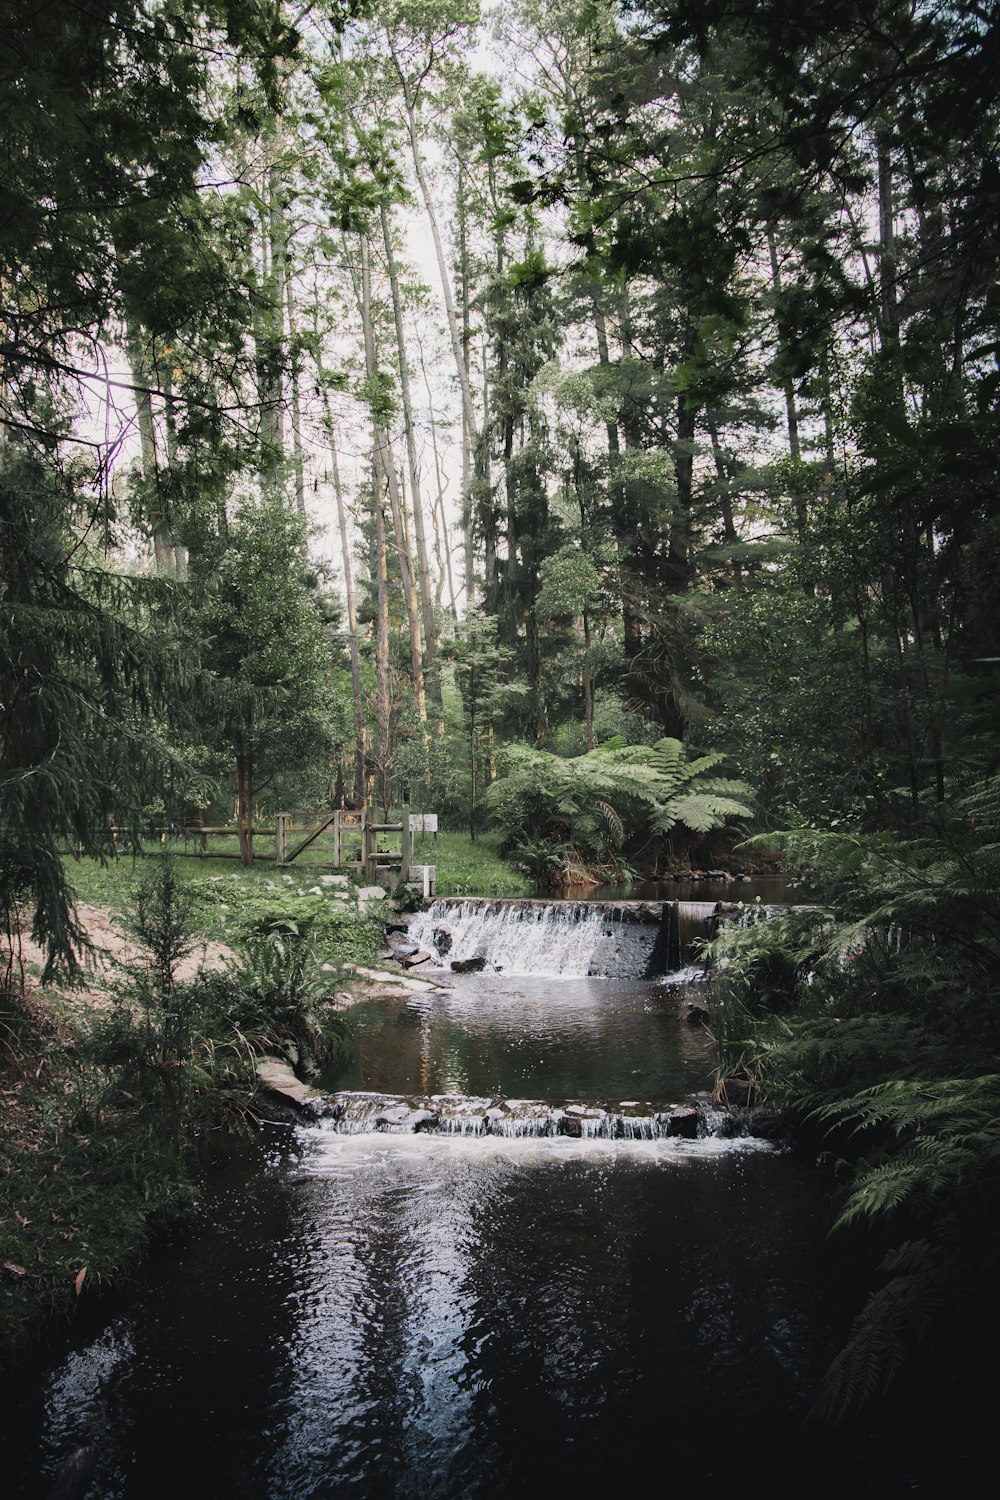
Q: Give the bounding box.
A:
[310,1089,735,1139]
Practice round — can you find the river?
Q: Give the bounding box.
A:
[0,894,963,1495]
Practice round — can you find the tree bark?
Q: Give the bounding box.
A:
[358,234,427,726]
[380,200,442,728]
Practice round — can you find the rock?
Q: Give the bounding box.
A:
[255,1057,324,1109]
[664,1105,700,1138]
[356,885,388,912]
[375,1105,438,1131]
[320,874,349,887]
[561,1104,607,1138]
[684,1005,712,1026]
[387,935,420,958]
[432,925,453,956]
[401,949,432,968]
[451,955,486,973]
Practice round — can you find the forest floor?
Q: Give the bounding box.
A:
[17,902,234,1005]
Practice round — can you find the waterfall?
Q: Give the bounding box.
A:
[404,897,720,979]
[313,1090,714,1140]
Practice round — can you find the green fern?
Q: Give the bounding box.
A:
[485,737,753,881]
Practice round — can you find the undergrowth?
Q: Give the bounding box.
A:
[1,858,376,1358]
[710,778,1000,1423]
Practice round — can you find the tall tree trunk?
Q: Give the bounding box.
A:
[456,161,477,604]
[876,129,901,353]
[592,294,642,657]
[257,169,286,496]
[236,749,254,866]
[358,235,427,726]
[380,201,442,729]
[582,605,594,751]
[319,374,367,808]
[285,275,306,520]
[374,468,392,816]
[706,413,743,585]
[126,322,175,574]
[397,78,479,446]
[766,228,803,467]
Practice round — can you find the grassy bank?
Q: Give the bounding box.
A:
[414,831,532,897]
[1,861,383,1359]
[64,829,533,908]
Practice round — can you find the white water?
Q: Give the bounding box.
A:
[404,897,719,978]
[315,1089,722,1141]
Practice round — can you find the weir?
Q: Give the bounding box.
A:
[404,896,722,978]
[311,1089,727,1140]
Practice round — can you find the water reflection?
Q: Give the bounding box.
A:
[328,977,717,1105]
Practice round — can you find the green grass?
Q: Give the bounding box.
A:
[65,830,532,914]
[420,831,532,897]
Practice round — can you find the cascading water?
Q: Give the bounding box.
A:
[404,896,721,978]
[311,1089,717,1141]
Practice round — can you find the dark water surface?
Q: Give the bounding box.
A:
[329,975,716,1105]
[0,950,961,1498]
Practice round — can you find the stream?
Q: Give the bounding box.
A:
[0,892,954,1495]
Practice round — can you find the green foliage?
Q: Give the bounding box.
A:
[0,439,196,984]
[710,777,1000,1416]
[485,737,753,882]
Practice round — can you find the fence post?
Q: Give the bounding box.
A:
[275,813,287,865]
[401,811,412,885]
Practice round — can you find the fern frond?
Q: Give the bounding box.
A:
[814,1240,946,1422]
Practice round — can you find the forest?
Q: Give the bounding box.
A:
[2,0,999,1463]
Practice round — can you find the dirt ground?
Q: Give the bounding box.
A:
[17,903,234,1007]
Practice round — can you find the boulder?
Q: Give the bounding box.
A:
[386,934,420,958]
[432,925,453,956]
[255,1057,324,1109]
[664,1105,700,1138]
[401,949,432,968]
[451,955,486,973]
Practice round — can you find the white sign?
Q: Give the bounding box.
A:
[409,813,438,833]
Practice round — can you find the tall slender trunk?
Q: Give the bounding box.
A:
[236,749,253,866]
[161,364,188,580]
[670,321,697,591]
[380,201,441,728]
[582,606,593,751]
[319,373,366,807]
[876,130,900,353]
[359,235,427,726]
[456,162,476,604]
[706,413,743,585]
[593,294,641,656]
[126,323,175,574]
[257,168,286,495]
[374,467,392,815]
[766,228,803,468]
[285,275,306,520]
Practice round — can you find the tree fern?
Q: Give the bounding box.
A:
[485,737,754,880]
